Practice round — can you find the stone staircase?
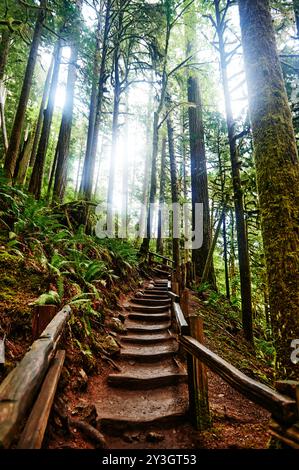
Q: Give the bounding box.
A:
[96,279,188,434]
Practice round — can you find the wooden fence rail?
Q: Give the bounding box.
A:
[0,305,71,448]
[180,335,297,423]
[148,251,174,265]
[167,283,299,443]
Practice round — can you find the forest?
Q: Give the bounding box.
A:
[0,0,298,452]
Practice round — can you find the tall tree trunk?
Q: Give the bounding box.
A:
[229,208,237,298]
[157,136,166,254]
[0,83,8,153]
[107,45,121,230]
[293,0,299,37]
[217,130,229,299]
[0,29,10,154]
[139,111,159,256]
[47,134,59,200]
[14,128,34,184]
[29,53,54,169]
[4,0,47,180]
[238,0,299,376]
[80,0,111,200]
[140,24,170,257]
[75,135,85,198]
[121,95,129,237]
[167,116,180,275]
[28,39,62,199]
[53,18,81,202]
[139,86,153,238]
[214,0,253,344]
[188,75,215,286]
[201,209,225,286]
[0,29,10,81]
[222,211,230,300]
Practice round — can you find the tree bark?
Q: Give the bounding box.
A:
[238,0,299,376]
[167,116,180,275]
[107,37,121,229]
[14,128,34,184]
[138,86,153,239]
[222,211,230,300]
[29,53,54,169]
[293,0,299,37]
[188,75,215,286]
[139,23,170,257]
[0,84,8,153]
[53,13,81,202]
[0,30,10,82]
[4,0,47,180]
[214,0,253,344]
[80,0,111,200]
[0,30,10,154]
[121,94,129,237]
[28,39,62,199]
[157,136,166,254]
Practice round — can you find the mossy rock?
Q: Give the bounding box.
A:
[107,317,127,334]
[97,334,120,356]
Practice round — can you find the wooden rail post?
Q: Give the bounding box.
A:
[32,305,58,340]
[180,289,189,319]
[188,315,211,430]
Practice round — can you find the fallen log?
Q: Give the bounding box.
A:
[0,305,71,448]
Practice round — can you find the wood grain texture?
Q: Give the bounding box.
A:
[0,305,71,448]
[180,335,297,423]
[17,350,65,449]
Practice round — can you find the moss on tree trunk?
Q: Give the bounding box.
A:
[239,0,299,378]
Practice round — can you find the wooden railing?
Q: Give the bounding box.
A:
[0,305,71,448]
[167,286,299,446]
[148,251,174,267]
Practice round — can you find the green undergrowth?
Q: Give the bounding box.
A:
[193,285,275,385]
[0,178,140,383]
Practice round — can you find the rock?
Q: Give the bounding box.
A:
[77,368,88,391]
[101,334,120,355]
[135,291,143,298]
[146,432,164,443]
[122,433,133,443]
[147,283,155,289]
[108,317,126,333]
[72,403,97,425]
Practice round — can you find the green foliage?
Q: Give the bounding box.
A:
[0,176,139,309]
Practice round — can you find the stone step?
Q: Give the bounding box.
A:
[153,268,171,277]
[120,332,174,344]
[128,311,170,322]
[142,293,169,300]
[108,361,187,389]
[127,303,170,313]
[125,320,171,333]
[143,289,168,295]
[120,341,178,362]
[154,280,168,286]
[96,384,188,433]
[131,297,171,306]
